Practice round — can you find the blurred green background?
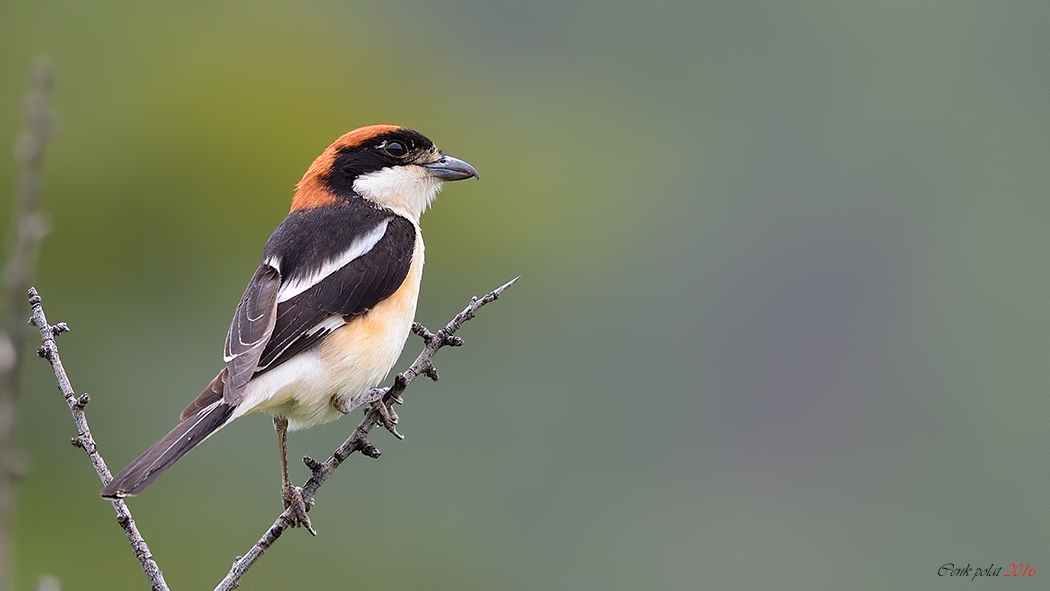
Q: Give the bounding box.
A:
[2,1,1047,589]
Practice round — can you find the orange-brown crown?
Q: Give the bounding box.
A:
[290,125,402,211]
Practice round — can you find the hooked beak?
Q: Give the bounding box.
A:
[423,154,479,181]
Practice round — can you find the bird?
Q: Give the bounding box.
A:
[100,125,478,531]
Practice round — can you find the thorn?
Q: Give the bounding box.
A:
[488,276,520,299]
[412,322,436,343]
[116,513,129,525]
[53,322,70,335]
[70,436,82,448]
[302,456,322,472]
[359,440,382,459]
[74,393,90,409]
[36,345,47,358]
[423,365,439,381]
[444,334,464,347]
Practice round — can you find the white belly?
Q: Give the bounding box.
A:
[232,234,424,430]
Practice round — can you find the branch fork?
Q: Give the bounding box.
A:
[28,276,517,591]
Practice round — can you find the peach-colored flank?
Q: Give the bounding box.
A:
[289,125,403,212]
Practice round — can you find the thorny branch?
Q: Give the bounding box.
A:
[214,276,518,591]
[28,276,516,590]
[28,288,171,591]
[0,59,55,591]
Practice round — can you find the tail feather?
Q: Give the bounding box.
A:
[100,402,235,499]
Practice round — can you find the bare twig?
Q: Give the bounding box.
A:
[214,276,518,591]
[28,288,171,591]
[0,58,55,591]
[27,275,514,590]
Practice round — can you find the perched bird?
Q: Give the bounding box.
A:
[100,125,478,530]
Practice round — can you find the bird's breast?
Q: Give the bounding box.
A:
[319,238,424,391]
[304,230,424,427]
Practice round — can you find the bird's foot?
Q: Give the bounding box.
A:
[282,482,316,536]
[370,398,404,440]
[331,387,386,415]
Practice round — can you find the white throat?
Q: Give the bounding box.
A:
[352,165,442,222]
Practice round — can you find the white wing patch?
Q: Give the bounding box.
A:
[263,256,282,273]
[306,314,346,336]
[253,314,346,372]
[276,218,391,303]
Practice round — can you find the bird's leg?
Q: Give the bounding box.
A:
[274,415,315,535]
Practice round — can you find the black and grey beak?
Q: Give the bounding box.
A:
[424,155,479,181]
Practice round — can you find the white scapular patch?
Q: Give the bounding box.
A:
[253,314,346,372]
[352,165,442,222]
[256,314,346,369]
[276,218,391,303]
[306,314,346,336]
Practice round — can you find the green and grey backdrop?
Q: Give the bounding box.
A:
[1,2,1046,589]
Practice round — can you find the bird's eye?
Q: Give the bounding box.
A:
[384,142,407,157]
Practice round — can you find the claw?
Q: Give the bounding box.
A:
[370,399,398,426]
[370,399,405,440]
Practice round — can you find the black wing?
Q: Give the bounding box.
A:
[256,213,417,373]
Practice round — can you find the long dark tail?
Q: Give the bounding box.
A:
[100,402,235,499]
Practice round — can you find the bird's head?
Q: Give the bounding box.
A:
[291,125,478,220]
